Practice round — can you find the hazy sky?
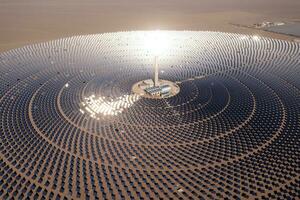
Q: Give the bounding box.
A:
[1,0,300,14]
[0,0,299,52]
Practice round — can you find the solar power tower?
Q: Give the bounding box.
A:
[154,55,159,86]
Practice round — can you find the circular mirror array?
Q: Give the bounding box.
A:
[0,31,299,199]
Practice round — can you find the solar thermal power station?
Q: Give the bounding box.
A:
[0,31,300,199]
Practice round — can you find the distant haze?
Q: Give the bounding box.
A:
[0,0,299,52]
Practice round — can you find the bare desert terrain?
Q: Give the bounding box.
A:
[0,0,299,53]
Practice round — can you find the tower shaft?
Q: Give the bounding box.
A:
[154,56,159,86]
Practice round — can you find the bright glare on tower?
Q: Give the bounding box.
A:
[132,31,180,98]
[144,30,170,56]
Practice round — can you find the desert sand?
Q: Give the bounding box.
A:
[0,0,299,53]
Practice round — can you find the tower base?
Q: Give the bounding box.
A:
[132,79,180,99]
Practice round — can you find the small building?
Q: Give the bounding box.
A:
[160,84,171,94]
[144,84,171,97]
[145,86,161,96]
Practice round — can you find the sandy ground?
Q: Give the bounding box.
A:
[0,0,299,53]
